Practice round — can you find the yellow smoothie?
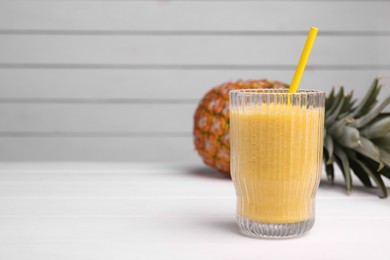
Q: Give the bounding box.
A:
[230,104,324,223]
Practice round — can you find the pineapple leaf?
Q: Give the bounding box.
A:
[324,134,334,164]
[338,91,355,118]
[350,96,390,128]
[326,163,335,184]
[325,87,335,111]
[374,113,390,121]
[328,118,347,137]
[334,145,352,193]
[379,148,390,168]
[372,134,390,151]
[380,166,390,180]
[350,163,373,188]
[323,79,390,198]
[360,155,390,182]
[349,78,380,118]
[353,159,387,198]
[353,137,383,169]
[358,84,381,117]
[346,150,373,187]
[361,117,390,139]
[325,96,345,125]
[324,149,335,183]
[326,87,344,118]
[334,126,361,149]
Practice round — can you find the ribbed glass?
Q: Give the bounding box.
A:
[230,89,325,238]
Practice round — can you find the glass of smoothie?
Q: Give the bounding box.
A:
[230,89,325,238]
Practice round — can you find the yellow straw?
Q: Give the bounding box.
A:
[289,27,318,93]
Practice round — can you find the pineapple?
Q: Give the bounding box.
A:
[194,77,390,198]
[324,78,390,197]
[193,80,288,173]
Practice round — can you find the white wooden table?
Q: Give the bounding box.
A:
[0,163,389,260]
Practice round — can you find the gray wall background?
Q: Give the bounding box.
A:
[0,0,389,162]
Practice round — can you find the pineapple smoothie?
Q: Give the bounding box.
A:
[230,100,324,224]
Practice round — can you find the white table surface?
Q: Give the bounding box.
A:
[0,163,389,260]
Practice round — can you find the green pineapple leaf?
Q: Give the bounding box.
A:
[379,148,390,167]
[325,87,335,111]
[334,126,361,149]
[354,158,387,198]
[324,134,334,164]
[339,91,355,118]
[353,137,383,169]
[346,150,373,188]
[324,150,335,183]
[380,166,390,180]
[349,78,380,118]
[326,87,344,118]
[361,117,390,139]
[328,118,347,137]
[372,134,390,151]
[351,96,390,128]
[349,160,373,188]
[334,144,352,193]
[324,77,390,198]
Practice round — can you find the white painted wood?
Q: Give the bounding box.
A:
[0,137,199,162]
[2,80,390,134]
[0,163,389,260]
[1,195,390,218]
[1,75,389,162]
[0,103,196,132]
[0,217,389,260]
[0,0,388,162]
[1,35,389,65]
[0,1,388,31]
[0,69,388,99]
[65,0,390,1]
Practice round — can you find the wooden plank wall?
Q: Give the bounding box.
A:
[0,0,389,162]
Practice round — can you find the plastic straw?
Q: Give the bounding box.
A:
[289,27,318,93]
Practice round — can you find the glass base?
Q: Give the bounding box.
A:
[237,216,314,239]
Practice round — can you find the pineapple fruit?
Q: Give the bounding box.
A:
[193,80,288,173]
[194,78,390,197]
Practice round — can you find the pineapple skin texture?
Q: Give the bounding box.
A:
[193,80,288,174]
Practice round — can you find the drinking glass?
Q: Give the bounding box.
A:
[230,89,325,238]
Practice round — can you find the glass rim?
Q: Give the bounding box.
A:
[229,89,325,95]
